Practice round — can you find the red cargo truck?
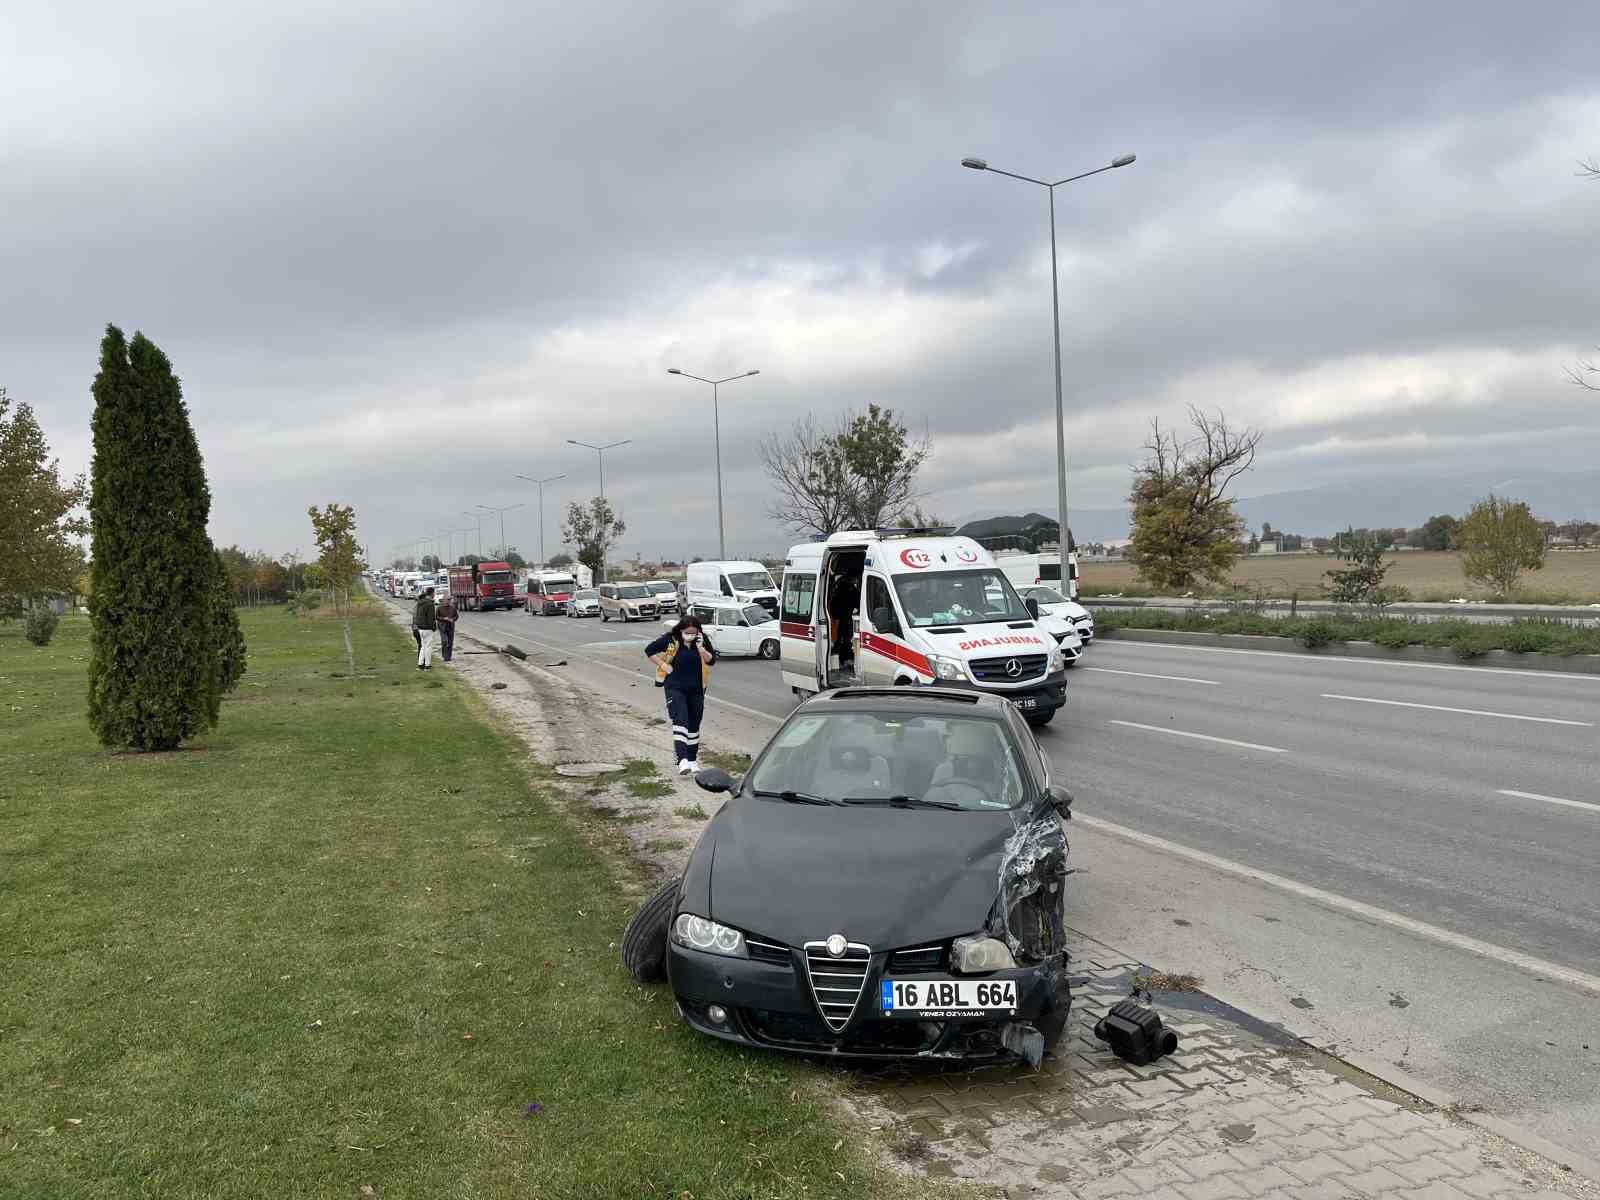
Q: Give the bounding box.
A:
[451,561,518,611]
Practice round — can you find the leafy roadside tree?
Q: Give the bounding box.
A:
[1458,495,1546,596]
[420,554,442,571]
[490,547,528,570]
[87,326,243,751]
[1415,514,1460,552]
[760,405,930,537]
[561,497,625,584]
[0,386,88,618]
[1324,528,1395,611]
[307,503,361,613]
[1127,407,1260,593]
[548,551,575,569]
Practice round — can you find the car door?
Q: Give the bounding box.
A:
[859,574,899,685]
[716,606,754,655]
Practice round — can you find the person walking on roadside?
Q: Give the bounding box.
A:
[436,592,458,663]
[413,586,439,670]
[645,614,717,774]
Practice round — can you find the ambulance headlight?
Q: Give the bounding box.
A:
[928,654,966,682]
[1047,646,1065,673]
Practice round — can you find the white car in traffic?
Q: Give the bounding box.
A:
[1020,585,1094,644]
[690,603,782,659]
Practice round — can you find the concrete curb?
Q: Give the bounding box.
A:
[1096,626,1600,675]
[1091,597,1600,621]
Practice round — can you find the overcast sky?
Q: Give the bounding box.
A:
[6,0,1598,563]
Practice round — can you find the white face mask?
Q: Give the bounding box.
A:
[682,630,699,642]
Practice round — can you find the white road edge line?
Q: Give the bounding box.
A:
[1321,693,1593,727]
[1103,638,1600,682]
[502,630,784,724]
[1084,666,1220,686]
[1074,812,1600,997]
[1107,719,1288,754]
[1496,789,1600,815]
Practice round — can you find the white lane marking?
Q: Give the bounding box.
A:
[1321,693,1593,727]
[1496,789,1600,815]
[1100,638,1600,682]
[501,630,785,725]
[1074,812,1600,997]
[1084,666,1220,686]
[1108,719,1288,754]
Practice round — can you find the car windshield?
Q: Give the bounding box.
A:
[480,570,513,584]
[574,590,598,600]
[742,604,776,626]
[540,577,576,590]
[646,581,675,593]
[748,711,1026,811]
[893,569,1031,627]
[728,570,774,591]
[1026,586,1068,605]
[618,585,651,599]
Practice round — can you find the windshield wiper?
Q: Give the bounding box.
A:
[752,788,838,807]
[840,794,962,810]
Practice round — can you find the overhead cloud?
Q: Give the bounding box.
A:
[5,0,1598,561]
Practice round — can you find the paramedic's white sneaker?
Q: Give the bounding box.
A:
[677,759,693,775]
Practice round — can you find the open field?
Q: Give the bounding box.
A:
[0,607,904,1199]
[1081,548,1600,603]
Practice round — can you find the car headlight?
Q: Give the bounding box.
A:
[1047,645,1065,672]
[927,654,966,681]
[951,935,1015,973]
[672,913,748,958]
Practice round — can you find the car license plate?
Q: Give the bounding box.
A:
[1011,697,1037,710]
[880,978,1017,1017]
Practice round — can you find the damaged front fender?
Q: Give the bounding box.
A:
[987,788,1070,965]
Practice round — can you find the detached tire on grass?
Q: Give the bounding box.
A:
[622,877,680,984]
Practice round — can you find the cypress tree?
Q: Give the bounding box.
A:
[87,325,242,750]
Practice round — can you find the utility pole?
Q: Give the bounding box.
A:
[514,473,567,568]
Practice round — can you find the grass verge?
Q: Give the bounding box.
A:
[1092,606,1600,658]
[0,607,916,1199]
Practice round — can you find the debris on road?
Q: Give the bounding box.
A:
[1093,998,1178,1064]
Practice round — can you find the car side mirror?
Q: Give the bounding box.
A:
[871,606,898,634]
[1024,597,1040,619]
[694,767,736,794]
[1044,783,1073,819]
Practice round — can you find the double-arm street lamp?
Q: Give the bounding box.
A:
[514,473,567,568]
[666,368,759,559]
[961,152,1135,564]
[462,511,485,557]
[567,438,631,582]
[476,503,524,560]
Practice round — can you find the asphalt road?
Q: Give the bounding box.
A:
[412,598,1600,1155]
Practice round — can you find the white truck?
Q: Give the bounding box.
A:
[777,529,1071,727]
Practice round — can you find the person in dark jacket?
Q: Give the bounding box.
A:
[645,614,717,774]
[413,588,438,670]
[436,594,458,662]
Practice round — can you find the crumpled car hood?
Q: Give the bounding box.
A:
[705,798,1022,952]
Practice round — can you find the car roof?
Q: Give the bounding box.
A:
[796,686,1012,720]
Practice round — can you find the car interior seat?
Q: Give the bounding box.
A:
[925,723,1004,807]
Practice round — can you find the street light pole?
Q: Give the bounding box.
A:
[566,438,631,583]
[476,503,525,560]
[666,369,759,559]
[961,152,1135,571]
[462,511,484,557]
[514,473,567,568]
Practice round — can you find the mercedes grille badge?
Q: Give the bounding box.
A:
[1005,658,1023,677]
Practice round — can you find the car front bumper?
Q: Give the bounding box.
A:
[931,668,1069,713]
[668,942,1065,1061]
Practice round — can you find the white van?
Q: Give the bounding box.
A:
[526,571,578,615]
[778,530,1070,726]
[993,546,1079,600]
[685,560,781,618]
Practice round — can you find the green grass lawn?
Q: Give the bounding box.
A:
[0,606,912,1199]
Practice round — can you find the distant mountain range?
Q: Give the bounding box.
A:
[954,468,1600,545]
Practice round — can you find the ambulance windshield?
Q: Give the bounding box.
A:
[893,569,1031,628]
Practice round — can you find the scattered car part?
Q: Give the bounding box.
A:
[1093,999,1179,1065]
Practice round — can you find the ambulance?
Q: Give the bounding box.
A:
[777,528,1071,727]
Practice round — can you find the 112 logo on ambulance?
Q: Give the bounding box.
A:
[899,548,932,569]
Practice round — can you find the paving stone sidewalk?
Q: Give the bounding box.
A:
[854,935,1593,1200]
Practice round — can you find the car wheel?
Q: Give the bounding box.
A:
[759,639,779,660]
[602,610,609,622]
[621,876,680,984]
[1024,708,1056,728]
[1062,658,1077,669]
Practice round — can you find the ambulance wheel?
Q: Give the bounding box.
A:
[759,639,780,659]
[1024,709,1056,728]
[602,610,609,622]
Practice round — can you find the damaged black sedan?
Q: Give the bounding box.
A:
[621,687,1072,1064]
